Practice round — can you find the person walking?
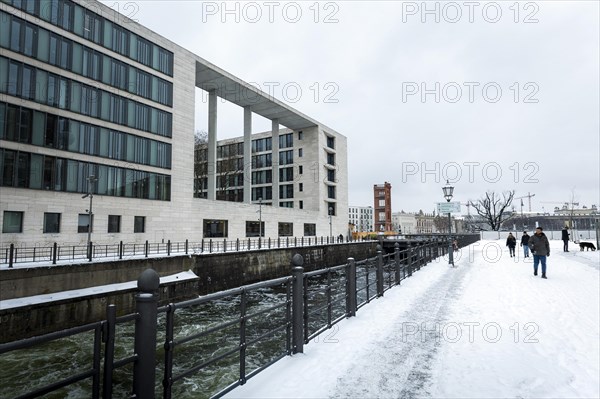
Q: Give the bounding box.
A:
[561,226,570,252]
[506,233,517,257]
[529,227,550,279]
[521,231,530,258]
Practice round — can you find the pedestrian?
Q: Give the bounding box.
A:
[506,233,517,257]
[521,231,530,258]
[529,226,550,279]
[561,226,570,252]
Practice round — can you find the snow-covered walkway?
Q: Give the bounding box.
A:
[226,239,600,399]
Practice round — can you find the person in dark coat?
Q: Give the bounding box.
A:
[561,226,570,252]
[506,233,517,257]
[521,231,530,258]
[529,227,550,278]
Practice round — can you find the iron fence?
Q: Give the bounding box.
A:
[0,238,459,398]
[1,236,370,268]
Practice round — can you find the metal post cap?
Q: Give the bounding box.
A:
[138,269,160,292]
[292,253,304,266]
[376,244,382,252]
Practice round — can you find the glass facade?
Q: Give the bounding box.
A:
[0,148,171,200]
[0,56,173,137]
[1,0,174,76]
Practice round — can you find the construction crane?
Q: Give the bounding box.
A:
[514,192,536,213]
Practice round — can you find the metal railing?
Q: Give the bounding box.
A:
[1,235,368,267]
[0,238,458,398]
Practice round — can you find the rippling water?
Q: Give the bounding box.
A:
[0,270,378,399]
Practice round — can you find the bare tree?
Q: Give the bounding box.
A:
[469,190,515,231]
[433,214,451,233]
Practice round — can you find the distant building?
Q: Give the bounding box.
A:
[348,206,374,232]
[415,210,436,233]
[373,182,392,231]
[391,211,417,234]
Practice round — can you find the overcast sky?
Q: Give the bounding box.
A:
[102,1,599,216]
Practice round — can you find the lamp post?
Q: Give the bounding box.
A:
[328,206,333,240]
[442,180,455,267]
[82,175,98,261]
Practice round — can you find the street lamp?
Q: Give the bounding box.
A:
[82,175,98,261]
[329,206,333,240]
[442,180,455,266]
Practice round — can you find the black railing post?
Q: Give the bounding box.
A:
[88,241,93,262]
[376,245,384,297]
[145,240,149,258]
[346,257,357,317]
[133,269,160,399]
[223,239,227,253]
[185,239,188,255]
[247,238,251,250]
[52,242,57,265]
[103,304,117,398]
[119,241,123,260]
[408,245,414,277]
[268,237,271,249]
[167,240,171,256]
[292,254,304,354]
[394,242,401,285]
[209,239,213,253]
[8,243,14,268]
[258,237,262,250]
[236,238,239,252]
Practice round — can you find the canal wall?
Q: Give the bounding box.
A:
[0,242,377,343]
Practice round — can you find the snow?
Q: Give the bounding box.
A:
[225,240,600,399]
[0,270,198,311]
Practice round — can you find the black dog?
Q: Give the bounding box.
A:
[579,242,597,251]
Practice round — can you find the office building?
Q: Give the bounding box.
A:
[0,0,347,245]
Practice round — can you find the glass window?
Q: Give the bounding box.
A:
[304,223,316,237]
[134,215,145,233]
[278,222,293,237]
[245,221,264,237]
[203,219,228,238]
[2,211,23,233]
[108,214,120,233]
[326,135,335,149]
[78,213,91,233]
[43,212,61,233]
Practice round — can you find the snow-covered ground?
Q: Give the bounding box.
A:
[225,239,600,399]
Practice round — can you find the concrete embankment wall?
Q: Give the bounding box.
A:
[0,243,377,343]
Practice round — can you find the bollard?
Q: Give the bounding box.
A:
[132,269,160,398]
[52,242,57,265]
[346,258,357,317]
[376,245,384,297]
[291,254,304,354]
[394,243,401,285]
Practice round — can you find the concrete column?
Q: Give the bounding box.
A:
[243,107,252,203]
[207,90,217,200]
[271,119,279,205]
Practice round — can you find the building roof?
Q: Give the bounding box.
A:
[195,60,340,133]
